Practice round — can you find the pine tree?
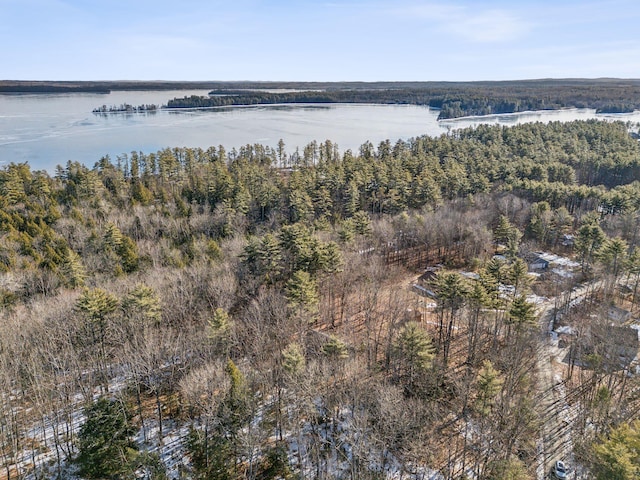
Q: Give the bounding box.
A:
[104,224,139,273]
[222,359,249,434]
[436,272,469,364]
[257,444,294,479]
[104,223,124,249]
[75,287,118,324]
[485,257,507,285]
[485,457,530,480]
[207,308,231,338]
[597,237,628,278]
[75,288,118,388]
[118,236,140,273]
[551,206,573,245]
[285,270,319,319]
[319,241,343,274]
[207,308,234,356]
[288,188,314,223]
[282,342,306,378]
[494,215,515,244]
[494,215,522,258]
[0,165,27,205]
[76,397,136,478]
[592,421,640,480]
[322,336,349,360]
[394,321,435,393]
[344,179,360,217]
[258,233,282,284]
[528,201,552,244]
[186,427,233,480]
[206,239,222,262]
[186,361,249,480]
[352,210,372,236]
[338,219,356,243]
[60,249,86,288]
[575,223,606,271]
[123,283,161,324]
[625,247,640,308]
[507,258,530,297]
[507,295,537,335]
[475,360,504,415]
[467,281,490,364]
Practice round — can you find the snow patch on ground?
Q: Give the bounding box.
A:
[552,267,575,278]
[556,325,576,335]
[527,293,548,305]
[537,252,580,268]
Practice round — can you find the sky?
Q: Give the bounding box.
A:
[1,0,639,81]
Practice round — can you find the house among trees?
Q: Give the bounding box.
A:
[412,283,438,299]
[418,266,441,285]
[568,324,640,372]
[412,267,442,298]
[525,253,550,271]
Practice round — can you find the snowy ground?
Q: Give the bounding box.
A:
[13,380,447,480]
[536,252,580,269]
[534,252,580,279]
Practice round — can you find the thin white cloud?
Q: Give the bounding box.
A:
[390,2,531,43]
[444,9,529,43]
[514,42,640,78]
[119,34,202,52]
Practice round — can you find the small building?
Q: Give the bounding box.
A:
[411,283,437,299]
[607,306,633,325]
[568,324,639,372]
[413,267,442,299]
[600,326,639,370]
[526,253,550,271]
[418,266,441,285]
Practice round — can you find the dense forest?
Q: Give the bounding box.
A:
[3,120,640,479]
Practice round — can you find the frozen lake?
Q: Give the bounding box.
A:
[1,89,639,171]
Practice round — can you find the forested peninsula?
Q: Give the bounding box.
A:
[167,79,640,119]
[3,119,640,478]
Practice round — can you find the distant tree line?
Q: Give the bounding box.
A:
[596,103,637,114]
[6,79,640,119]
[164,81,640,119]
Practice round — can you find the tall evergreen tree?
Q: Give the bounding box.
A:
[76,397,136,479]
[394,321,435,394]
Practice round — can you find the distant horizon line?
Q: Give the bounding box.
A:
[3,77,640,83]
